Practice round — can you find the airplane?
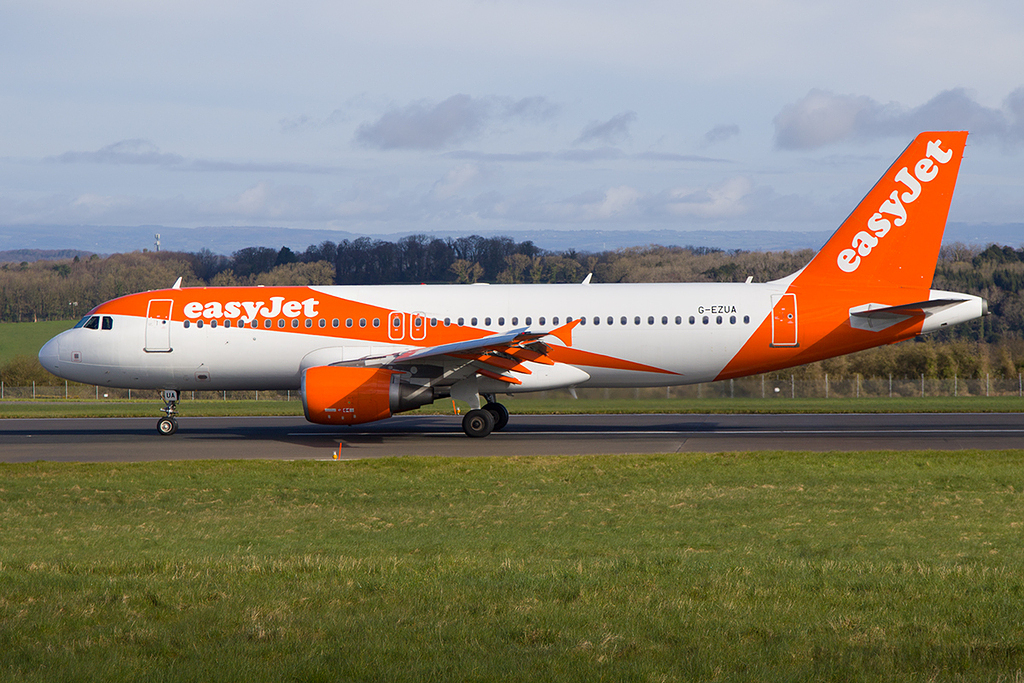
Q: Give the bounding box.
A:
[38,131,987,438]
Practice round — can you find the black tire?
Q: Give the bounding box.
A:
[462,408,495,438]
[157,417,178,435]
[483,402,509,431]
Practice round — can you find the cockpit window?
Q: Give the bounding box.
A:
[101,316,113,330]
[74,316,94,329]
[83,316,100,330]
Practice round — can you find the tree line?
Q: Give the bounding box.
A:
[3,236,1024,382]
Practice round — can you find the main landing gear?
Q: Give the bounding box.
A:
[157,389,180,435]
[461,398,510,438]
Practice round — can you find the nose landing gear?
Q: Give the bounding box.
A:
[157,389,179,435]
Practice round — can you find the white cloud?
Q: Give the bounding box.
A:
[662,177,754,219]
[430,163,486,200]
[702,124,740,146]
[52,139,185,166]
[775,87,1024,150]
[353,94,557,150]
[574,112,637,146]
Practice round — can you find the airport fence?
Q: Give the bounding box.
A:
[3,373,1024,402]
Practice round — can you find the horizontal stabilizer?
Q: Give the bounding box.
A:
[849,298,968,331]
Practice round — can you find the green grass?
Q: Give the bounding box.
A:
[0,399,306,418]
[2,452,1024,682]
[0,320,76,362]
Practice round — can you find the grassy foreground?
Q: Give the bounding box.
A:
[2,452,1024,682]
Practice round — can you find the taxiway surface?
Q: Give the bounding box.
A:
[2,412,1023,462]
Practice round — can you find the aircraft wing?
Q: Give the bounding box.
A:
[335,318,583,386]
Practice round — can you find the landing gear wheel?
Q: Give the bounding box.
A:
[483,402,509,431]
[157,417,178,435]
[462,408,495,438]
[158,389,180,436]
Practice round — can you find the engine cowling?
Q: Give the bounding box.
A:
[301,366,436,425]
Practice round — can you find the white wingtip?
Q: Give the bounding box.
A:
[581,273,593,285]
[172,276,183,290]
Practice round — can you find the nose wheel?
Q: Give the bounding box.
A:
[157,389,180,436]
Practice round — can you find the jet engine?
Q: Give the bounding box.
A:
[301,366,436,425]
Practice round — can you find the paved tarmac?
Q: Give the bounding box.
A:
[2,412,1024,462]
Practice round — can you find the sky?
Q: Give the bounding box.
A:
[1,0,1023,249]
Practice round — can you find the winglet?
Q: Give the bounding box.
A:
[172,277,183,290]
[548,317,583,347]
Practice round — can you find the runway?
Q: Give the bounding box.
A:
[2,412,1024,462]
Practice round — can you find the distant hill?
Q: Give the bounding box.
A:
[0,249,95,263]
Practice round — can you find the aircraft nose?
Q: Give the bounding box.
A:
[38,336,60,375]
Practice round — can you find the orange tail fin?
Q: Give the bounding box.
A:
[794,131,968,291]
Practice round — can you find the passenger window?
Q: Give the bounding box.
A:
[332,319,339,328]
[730,315,736,324]
[101,316,113,330]
[552,317,559,325]
[716,316,723,324]
[292,320,299,328]
[498,317,505,326]
[511,317,518,325]
[471,317,478,326]
[430,318,437,327]
[525,317,531,325]
[675,316,681,325]
[744,315,750,324]
[84,316,100,330]
[251,320,258,329]
[264,320,272,328]
[689,316,695,325]
[197,320,204,329]
[458,317,465,326]
[702,316,709,325]
[579,317,586,325]
[211,320,218,328]
[620,316,626,325]
[648,316,654,325]
[634,316,641,325]
[593,316,599,325]
[484,317,491,326]
[319,319,326,328]
[393,317,401,328]
[538,317,545,325]
[278,319,286,328]
[346,318,353,327]
[224,320,231,328]
[305,319,313,328]
[359,318,366,328]
[372,318,380,328]
[184,320,191,329]
[662,316,668,325]
[444,318,451,326]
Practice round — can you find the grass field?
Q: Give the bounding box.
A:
[0,320,76,362]
[2,452,1024,682]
